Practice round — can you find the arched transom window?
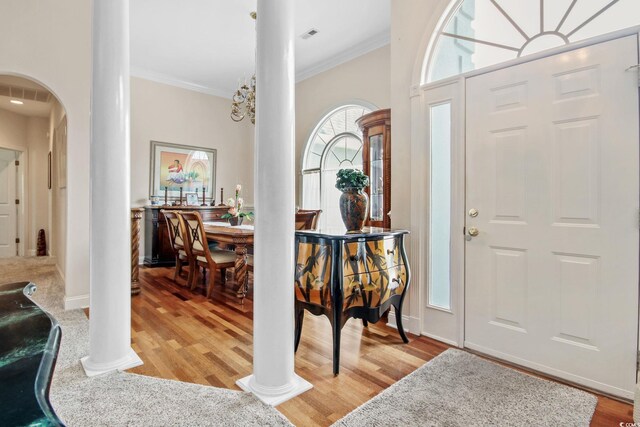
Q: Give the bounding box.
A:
[301,104,373,228]
[428,0,640,82]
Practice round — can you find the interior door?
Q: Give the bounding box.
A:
[465,35,640,399]
[0,148,17,257]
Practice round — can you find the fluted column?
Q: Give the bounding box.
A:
[236,0,312,405]
[81,0,142,376]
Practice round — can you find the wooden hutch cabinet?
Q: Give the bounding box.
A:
[356,108,391,228]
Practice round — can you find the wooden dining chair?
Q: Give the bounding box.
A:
[295,209,322,230]
[161,210,192,286]
[178,211,236,298]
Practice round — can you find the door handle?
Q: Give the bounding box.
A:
[467,227,479,237]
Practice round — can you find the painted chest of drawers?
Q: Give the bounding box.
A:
[294,228,410,374]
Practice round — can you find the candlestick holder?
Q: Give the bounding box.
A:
[201,187,207,206]
[218,187,225,206]
[173,187,183,206]
[163,186,170,206]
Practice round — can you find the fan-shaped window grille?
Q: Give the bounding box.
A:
[301,104,373,228]
[428,0,640,82]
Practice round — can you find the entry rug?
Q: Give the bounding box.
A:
[334,349,597,427]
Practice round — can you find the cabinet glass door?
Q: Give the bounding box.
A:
[369,134,384,222]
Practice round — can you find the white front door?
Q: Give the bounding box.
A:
[0,148,17,257]
[465,35,640,398]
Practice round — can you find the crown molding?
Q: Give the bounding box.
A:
[131,31,390,97]
[130,66,233,99]
[295,31,390,83]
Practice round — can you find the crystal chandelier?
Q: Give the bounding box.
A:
[231,75,255,124]
[230,12,257,124]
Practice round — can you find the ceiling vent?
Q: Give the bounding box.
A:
[300,28,319,40]
[0,84,52,103]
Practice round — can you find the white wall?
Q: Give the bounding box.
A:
[0,109,27,151]
[0,109,50,256]
[0,0,92,308]
[131,77,255,257]
[295,45,391,203]
[26,116,49,256]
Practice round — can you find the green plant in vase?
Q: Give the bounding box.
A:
[221,184,254,226]
[335,169,370,233]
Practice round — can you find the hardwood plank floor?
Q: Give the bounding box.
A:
[129,266,633,426]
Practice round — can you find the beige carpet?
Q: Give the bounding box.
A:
[334,349,597,427]
[0,257,292,427]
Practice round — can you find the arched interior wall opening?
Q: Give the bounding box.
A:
[0,74,68,270]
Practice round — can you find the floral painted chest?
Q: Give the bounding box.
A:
[294,228,410,375]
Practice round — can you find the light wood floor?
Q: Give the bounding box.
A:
[129,266,633,426]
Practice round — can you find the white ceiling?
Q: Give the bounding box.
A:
[130,0,390,98]
[0,76,53,118]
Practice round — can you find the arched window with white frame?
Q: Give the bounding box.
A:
[427,0,640,83]
[301,103,374,229]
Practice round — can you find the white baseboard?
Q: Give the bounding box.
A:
[421,331,461,347]
[139,255,144,265]
[65,293,89,310]
[386,309,420,335]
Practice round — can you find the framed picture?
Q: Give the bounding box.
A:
[149,141,216,202]
[186,193,200,206]
[55,118,67,189]
[48,151,52,190]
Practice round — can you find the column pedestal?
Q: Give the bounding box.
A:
[81,350,142,377]
[237,373,312,407]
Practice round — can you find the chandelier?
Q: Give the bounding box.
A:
[230,11,257,124]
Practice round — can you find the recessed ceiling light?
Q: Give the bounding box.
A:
[10,99,23,105]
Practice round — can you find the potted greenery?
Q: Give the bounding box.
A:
[221,184,254,226]
[335,169,370,233]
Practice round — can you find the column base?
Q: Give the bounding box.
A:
[80,348,143,377]
[237,373,313,406]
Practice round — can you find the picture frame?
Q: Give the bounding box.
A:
[149,141,216,202]
[186,193,200,206]
[55,118,67,189]
[47,151,52,190]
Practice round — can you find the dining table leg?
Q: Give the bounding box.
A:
[230,239,249,301]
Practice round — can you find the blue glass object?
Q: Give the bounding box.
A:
[0,282,64,426]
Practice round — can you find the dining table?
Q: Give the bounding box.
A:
[203,221,254,301]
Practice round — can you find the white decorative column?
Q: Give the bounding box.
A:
[237,0,312,405]
[81,0,142,376]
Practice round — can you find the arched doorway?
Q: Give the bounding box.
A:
[0,75,67,266]
[413,0,640,399]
